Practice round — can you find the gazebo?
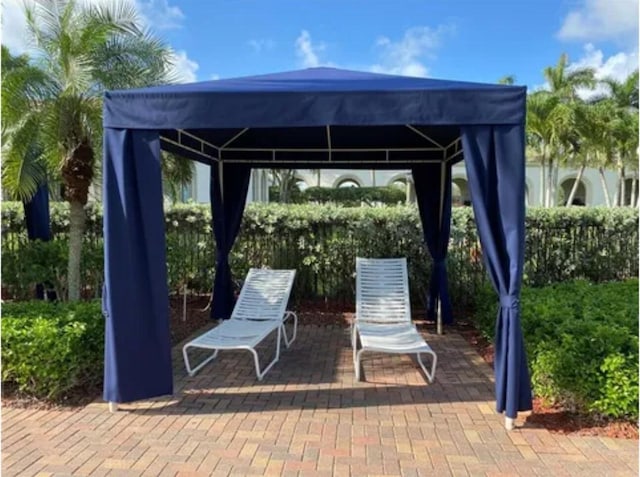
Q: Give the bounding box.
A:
[102,67,532,428]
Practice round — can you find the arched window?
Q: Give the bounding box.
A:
[559,178,586,206]
[295,179,309,191]
[390,178,407,189]
[452,178,471,206]
[624,178,638,206]
[336,179,360,188]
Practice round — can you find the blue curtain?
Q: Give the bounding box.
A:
[462,125,532,418]
[23,184,52,299]
[210,163,251,319]
[411,163,453,324]
[102,128,172,403]
[24,183,51,241]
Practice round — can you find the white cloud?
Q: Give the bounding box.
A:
[557,0,638,43]
[170,50,199,83]
[210,74,220,80]
[2,0,199,82]
[2,0,32,54]
[248,38,275,53]
[2,0,185,55]
[137,0,184,31]
[295,30,332,67]
[369,25,453,77]
[570,44,639,99]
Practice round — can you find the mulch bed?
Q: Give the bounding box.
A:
[3,299,638,440]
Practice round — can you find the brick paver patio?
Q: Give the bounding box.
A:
[2,324,638,476]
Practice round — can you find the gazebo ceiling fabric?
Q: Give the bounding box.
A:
[101,67,532,423]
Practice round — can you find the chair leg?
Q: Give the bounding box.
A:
[355,348,365,381]
[183,345,219,377]
[416,350,437,383]
[282,311,298,348]
[351,326,359,366]
[251,327,282,380]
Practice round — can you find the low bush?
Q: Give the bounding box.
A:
[474,280,639,419]
[298,186,406,206]
[1,301,104,400]
[2,202,638,310]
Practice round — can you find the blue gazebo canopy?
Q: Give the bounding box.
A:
[102,67,532,425]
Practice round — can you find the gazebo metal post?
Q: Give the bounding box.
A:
[436,158,447,335]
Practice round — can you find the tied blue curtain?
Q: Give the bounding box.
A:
[462,124,532,418]
[411,163,453,324]
[210,163,252,319]
[102,128,172,403]
[23,183,52,299]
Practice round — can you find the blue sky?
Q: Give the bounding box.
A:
[3,0,638,91]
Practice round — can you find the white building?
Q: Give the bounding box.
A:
[188,162,635,207]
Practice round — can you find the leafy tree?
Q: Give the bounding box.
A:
[498,75,516,85]
[1,0,189,300]
[541,53,595,206]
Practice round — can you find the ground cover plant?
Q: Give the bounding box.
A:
[1,301,104,401]
[474,279,639,420]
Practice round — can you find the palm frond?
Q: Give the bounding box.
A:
[1,116,48,201]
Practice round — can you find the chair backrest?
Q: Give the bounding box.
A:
[356,257,412,324]
[231,268,296,322]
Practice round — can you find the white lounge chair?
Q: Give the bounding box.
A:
[352,257,437,383]
[182,268,297,380]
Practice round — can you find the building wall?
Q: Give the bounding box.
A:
[190,164,624,207]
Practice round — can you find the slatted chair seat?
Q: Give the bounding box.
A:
[182,269,297,380]
[352,258,437,383]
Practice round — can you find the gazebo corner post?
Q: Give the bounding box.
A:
[436,157,447,335]
[505,416,515,430]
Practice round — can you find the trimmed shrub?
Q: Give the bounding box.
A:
[299,186,406,206]
[474,280,639,419]
[1,301,104,400]
[2,202,637,310]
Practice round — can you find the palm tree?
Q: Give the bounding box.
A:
[602,70,639,205]
[498,75,516,85]
[541,53,596,205]
[566,103,600,205]
[526,91,571,206]
[544,53,596,102]
[1,0,183,300]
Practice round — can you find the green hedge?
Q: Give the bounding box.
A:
[270,186,407,206]
[474,280,639,419]
[1,301,104,400]
[2,203,638,310]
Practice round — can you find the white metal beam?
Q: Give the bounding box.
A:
[405,125,445,149]
[177,129,220,150]
[218,158,445,165]
[222,147,442,153]
[220,128,250,150]
[159,135,218,162]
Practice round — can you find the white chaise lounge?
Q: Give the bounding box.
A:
[182,268,297,380]
[352,257,437,383]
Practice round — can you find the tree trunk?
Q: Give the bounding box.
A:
[552,160,560,206]
[371,170,376,187]
[598,167,612,207]
[546,158,554,207]
[566,164,585,206]
[316,170,321,187]
[631,172,637,208]
[540,158,546,207]
[618,166,626,206]
[67,201,86,301]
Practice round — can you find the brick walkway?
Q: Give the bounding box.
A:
[2,324,638,476]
